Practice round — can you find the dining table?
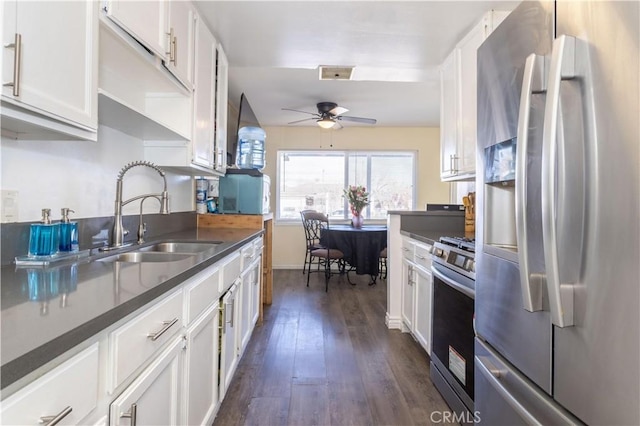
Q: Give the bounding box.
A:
[320,223,388,285]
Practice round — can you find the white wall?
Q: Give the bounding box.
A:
[260,125,450,269]
[1,125,194,222]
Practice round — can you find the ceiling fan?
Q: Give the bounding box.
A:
[282,102,377,129]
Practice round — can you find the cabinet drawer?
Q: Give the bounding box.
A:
[253,236,264,252]
[401,238,415,261]
[1,343,99,425]
[184,265,220,325]
[109,289,183,390]
[240,243,255,271]
[219,251,241,294]
[414,242,433,270]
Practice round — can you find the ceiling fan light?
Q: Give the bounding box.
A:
[317,117,335,129]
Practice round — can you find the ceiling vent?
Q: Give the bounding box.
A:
[319,66,354,81]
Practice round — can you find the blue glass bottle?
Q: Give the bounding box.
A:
[28,209,60,257]
[59,208,79,252]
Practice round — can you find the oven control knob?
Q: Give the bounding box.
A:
[434,248,444,258]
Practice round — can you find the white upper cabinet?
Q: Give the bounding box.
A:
[191,13,217,169]
[1,0,98,140]
[440,10,510,182]
[165,1,195,89]
[103,0,169,60]
[440,50,459,179]
[144,8,229,177]
[214,44,229,174]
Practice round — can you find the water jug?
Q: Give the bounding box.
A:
[236,126,266,170]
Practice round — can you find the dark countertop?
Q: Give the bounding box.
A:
[400,230,468,245]
[0,227,261,391]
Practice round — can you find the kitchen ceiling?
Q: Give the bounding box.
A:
[194,1,520,128]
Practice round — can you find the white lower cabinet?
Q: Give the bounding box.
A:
[250,257,262,327]
[219,280,240,399]
[413,265,433,355]
[401,258,415,331]
[239,267,253,354]
[183,302,220,426]
[0,343,99,426]
[109,336,183,426]
[399,237,434,356]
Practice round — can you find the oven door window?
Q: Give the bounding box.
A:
[432,271,475,401]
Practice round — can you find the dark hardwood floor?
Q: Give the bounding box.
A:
[213,269,451,425]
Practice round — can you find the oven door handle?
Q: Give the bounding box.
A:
[431,266,475,299]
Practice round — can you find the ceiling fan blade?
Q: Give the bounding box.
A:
[338,115,377,125]
[282,108,316,115]
[287,117,316,125]
[329,106,349,116]
[334,120,344,130]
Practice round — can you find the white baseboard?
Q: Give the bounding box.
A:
[386,313,404,330]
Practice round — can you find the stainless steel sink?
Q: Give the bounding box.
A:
[138,242,222,254]
[98,252,194,263]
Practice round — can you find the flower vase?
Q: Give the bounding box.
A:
[352,214,364,228]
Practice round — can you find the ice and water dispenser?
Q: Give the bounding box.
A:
[483,138,517,255]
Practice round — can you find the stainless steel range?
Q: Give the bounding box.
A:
[430,236,476,423]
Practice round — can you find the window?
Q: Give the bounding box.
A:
[276,150,416,221]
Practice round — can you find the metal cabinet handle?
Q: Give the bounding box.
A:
[165,28,175,63]
[541,35,576,328]
[225,300,235,327]
[146,317,178,341]
[172,35,177,65]
[515,53,545,313]
[39,406,72,426]
[415,254,427,260]
[3,33,22,97]
[121,403,137,426]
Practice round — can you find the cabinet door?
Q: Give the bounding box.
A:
[440,49,459,179]
[239,268,253,354]
[219,283,239,398]
[165,0,194,88]
[214,44,229,174]
[251,257,262,326]
[104,0,168,59]
[192,14,216,169]
[109,337,183,426]
[414,266,433,355]
[457,21,485,174]
[183,302,220,426]
[2,0,97,130]
[401,259,415,330]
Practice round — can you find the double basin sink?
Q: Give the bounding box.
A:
[97,242,222,263]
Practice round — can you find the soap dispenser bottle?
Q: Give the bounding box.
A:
[59,208,79,252]
[28,209,61,257]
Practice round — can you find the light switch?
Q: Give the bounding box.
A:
[1,190,19,222]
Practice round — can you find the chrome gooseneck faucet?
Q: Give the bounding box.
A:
[109,161,169,249]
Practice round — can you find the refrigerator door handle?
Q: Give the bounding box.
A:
[541,35,576,328]
[516,53,546,312]
[475,355,539,425]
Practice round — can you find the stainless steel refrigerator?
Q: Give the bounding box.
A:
[475,1,639,424]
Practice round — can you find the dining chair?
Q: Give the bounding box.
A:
[300,209,324,275]
[379,247,388,280]
[302,211,344,291]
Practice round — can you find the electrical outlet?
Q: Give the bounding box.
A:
[1,190,19,222]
